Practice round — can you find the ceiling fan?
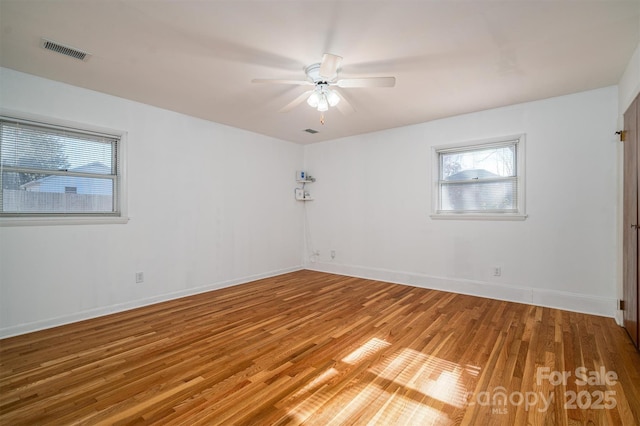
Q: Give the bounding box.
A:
[252,53,396,116]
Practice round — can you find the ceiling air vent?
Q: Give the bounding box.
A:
[40,38,91,61]
[304,128,319,134]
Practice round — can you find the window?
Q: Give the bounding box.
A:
[1,115,126,224]
[432,135,526,220]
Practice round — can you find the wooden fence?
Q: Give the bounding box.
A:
[2,190,113,213]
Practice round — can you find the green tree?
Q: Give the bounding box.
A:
[1,128,70,190]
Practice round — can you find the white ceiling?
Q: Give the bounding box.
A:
[1,1,638,144]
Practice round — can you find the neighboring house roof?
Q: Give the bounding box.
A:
[445,169,499,181]
[20,162,111,189]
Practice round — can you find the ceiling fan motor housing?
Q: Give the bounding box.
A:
[305,63,336,83]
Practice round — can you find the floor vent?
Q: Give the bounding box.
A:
[304,128,319,134]
[41,38,91,61]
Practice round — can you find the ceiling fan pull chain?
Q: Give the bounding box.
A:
[320,113,325,125]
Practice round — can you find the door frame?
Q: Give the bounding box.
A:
[622,93,640,349]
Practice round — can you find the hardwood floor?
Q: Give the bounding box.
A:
[1,270,639,425]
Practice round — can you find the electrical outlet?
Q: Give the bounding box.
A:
[493,267,501,277]
[135,272,144,283]
[330,250,336,259]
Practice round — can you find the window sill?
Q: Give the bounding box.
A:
[0,216,130,226]
[430,213,527,221]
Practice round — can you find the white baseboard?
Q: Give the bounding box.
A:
[614,310,624,326]
[306,262,617,319]
[2,264,617,339]
[0,265,303,339]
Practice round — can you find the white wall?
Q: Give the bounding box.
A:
[0,68,304,338]
[619,43,640,122]
[304,87,619,317]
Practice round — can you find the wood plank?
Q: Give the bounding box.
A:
[1,270,638,425]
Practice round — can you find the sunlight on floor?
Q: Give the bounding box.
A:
[327,382,380,425]
[342,337,392,364]
[366,390,455,426]
[370,348,473,408]
[286,339,482,424]
[291,367,339,399]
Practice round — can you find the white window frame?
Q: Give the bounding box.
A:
[430,134,527,221]
[0,110,128,226]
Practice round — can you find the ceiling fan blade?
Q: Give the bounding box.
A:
[279,90,314,113]
[319,53,343,79]
[334,90,355,115]
[336,77,396,88]
[252,78,312,86]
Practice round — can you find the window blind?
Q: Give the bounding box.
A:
[0,117,121,216]
[437,141,518,213]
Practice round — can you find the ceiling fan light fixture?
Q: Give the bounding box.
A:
[317,94,329,111]
[327,89,340,107]
[307,91,320,108]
